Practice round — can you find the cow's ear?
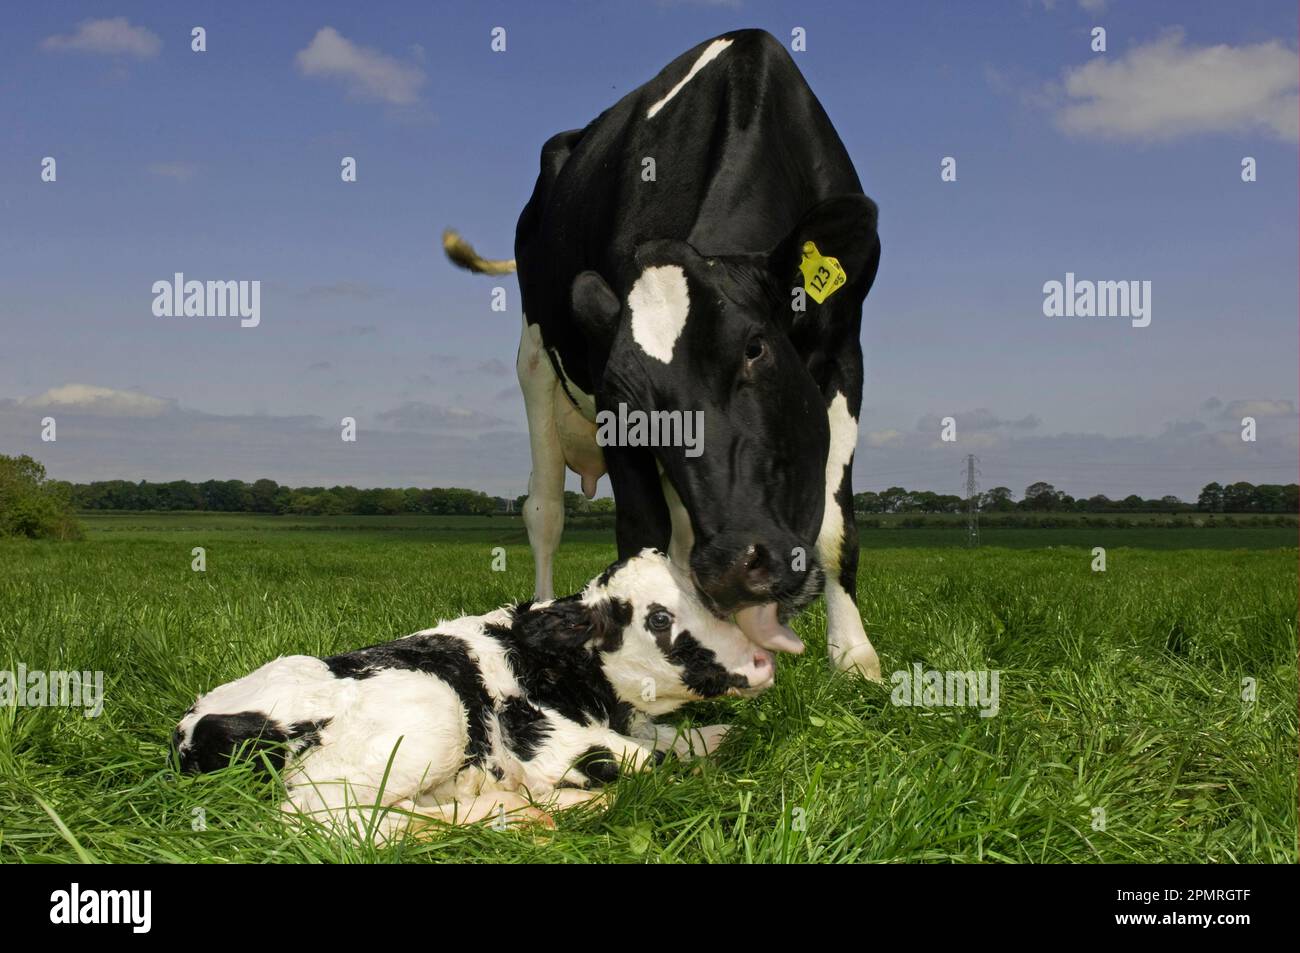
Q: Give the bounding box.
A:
[768,194,881,306]
[571,271,621,341]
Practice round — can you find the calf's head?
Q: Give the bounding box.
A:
[538,549,775,715]
[572,195,881,649]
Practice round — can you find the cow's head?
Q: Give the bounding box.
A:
[571,195,880,652]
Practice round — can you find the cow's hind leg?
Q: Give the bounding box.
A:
[516,317,566,600]
[815,391,881,681]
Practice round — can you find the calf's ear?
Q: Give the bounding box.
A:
[768,194,881,308]
[571,271,621,343]
[587,597,633,651]
[521,597,632,652]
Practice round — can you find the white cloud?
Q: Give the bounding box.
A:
[1056,30,1299,142]
[0,394,533,495]
[40,18,161,59]
[18,384,174,417]
[4,389,1291,501]
[295,27,425,105]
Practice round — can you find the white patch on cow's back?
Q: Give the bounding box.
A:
[646,38,733,119]
[628,265,690,363]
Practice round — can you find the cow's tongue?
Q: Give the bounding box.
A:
[734,603,805,655]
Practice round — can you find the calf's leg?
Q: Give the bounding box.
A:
[393,792,554,832]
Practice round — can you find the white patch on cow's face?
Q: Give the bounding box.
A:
[646,37,734,119]
[628,265,690,364]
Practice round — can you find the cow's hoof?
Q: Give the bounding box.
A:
[832,644,882,682]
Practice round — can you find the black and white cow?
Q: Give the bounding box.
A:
[173,550,772,840]
[444,30,882,679]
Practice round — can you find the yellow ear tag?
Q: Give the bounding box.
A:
[799,241,847,304]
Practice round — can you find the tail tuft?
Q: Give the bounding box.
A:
[442,229,517,275]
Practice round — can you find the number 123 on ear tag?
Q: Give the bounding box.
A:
[799,241,847,304]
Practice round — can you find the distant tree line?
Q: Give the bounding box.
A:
[854,481,1299,515]
[67,478,502,516]
[4,455,1296,534]
[58,479,630,518]
[1193,481,1299,513]
[59,477,1300,517]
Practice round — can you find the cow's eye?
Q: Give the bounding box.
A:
[647,609,674,632]
[744,337,767,362]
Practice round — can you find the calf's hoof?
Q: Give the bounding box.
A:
[516,806,556,829]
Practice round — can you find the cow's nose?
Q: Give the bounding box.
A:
[691,532,810,611]
[720,543,775,598]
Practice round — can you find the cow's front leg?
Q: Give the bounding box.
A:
[603,445,671,560]
[815,391,880,681]
[516,318,566,600]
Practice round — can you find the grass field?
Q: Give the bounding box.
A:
[1,513,1295,863]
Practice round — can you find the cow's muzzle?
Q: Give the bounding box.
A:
[690,533,825,649]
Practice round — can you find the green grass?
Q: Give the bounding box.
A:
[0,513,1295,863]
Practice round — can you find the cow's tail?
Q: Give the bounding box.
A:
[442,229,517,275]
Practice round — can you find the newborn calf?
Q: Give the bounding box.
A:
[173,549,774,839]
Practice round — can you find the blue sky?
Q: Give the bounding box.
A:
[1,0,1296,499]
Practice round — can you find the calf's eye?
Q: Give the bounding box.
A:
[744,337,767,362]
[647,609,673,632]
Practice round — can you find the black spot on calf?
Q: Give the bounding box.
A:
[668,632,748,697]
[498,695,551,761]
